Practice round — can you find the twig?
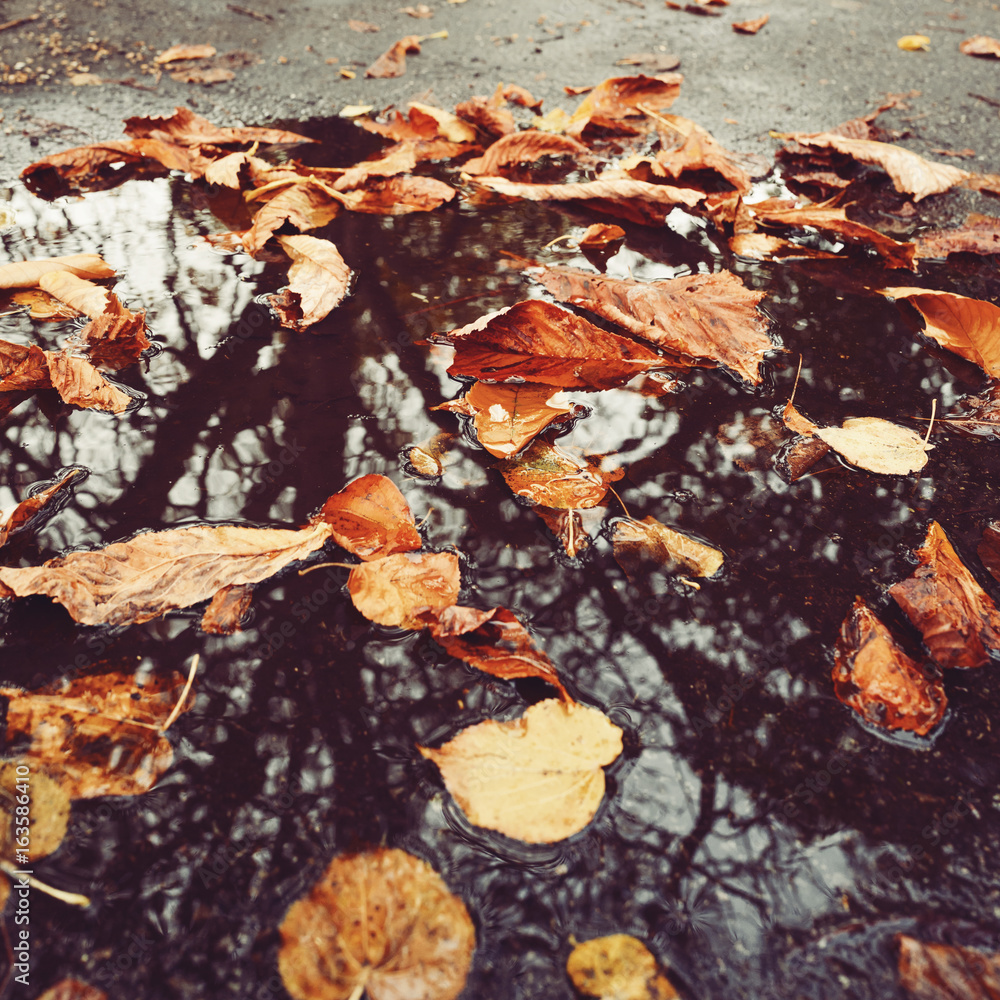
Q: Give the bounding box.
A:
[922,398,937,447]
[160,654,199,734]
[227,3,273,21]
[0,861,91,908]
[0,14,39,33]
[299,561,354,576]
[969,92,1000,109]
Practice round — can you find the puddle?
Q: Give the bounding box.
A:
[1,116,1000,999]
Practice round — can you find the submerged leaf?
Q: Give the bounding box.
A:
[419,698,623,842]
[613,516,724,578]
[831,598,946,736]
[497,440,620,509]
[897,934,1000,1000]
[347,551,460,628]
[567,934,678,1000]
[890,521,1000,668]
[0,468,86,549]
[913,213,1000,260]
[278,848,475,1000]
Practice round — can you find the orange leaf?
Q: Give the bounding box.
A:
[462,130,590,176]
[914,213,1000,259]
[613,515,725,578]
[0,254,115,290]
[365,34,421,78]
[959,34,1000,58]
[43,351,133,413]
[242,179,340,255]
[0,468,86,549]
[565,74,684,140]
[733,14,769,33]
[37,271,112,319]
[347,551,460,628]
[200,583,255,634]
[155,43,217,63]
[270,235,353,331]
[897,934,1000,1000]
[831,598,946,736]
[890,521,1000,669]
[123,105,314,147]
[333,174,456,215]
[496,439,620,509]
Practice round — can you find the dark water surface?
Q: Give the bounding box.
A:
[2,119,1000,999]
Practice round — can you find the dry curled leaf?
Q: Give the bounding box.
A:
[407,431,456,478]
[44,351,134,414]
[365,35,421,78]
[879,286,1000,379]
[37,271,112,319]
[565,74,684,140]
[959,35,1000,58]
[567,934,678,1000]
[315,474,422,560]
[897,934,1000,1000]
[733,14,769,33]
[815,416,932,475]
[0,254,116,290]
[529,264,772,385]
[832,598,946,736]
[577,223,626,246]
[419,698,623,842]
[613,515,724,579]
[333,175,456,215]
[279,848,475,1000]
[122,105,315,148]
[347,551,460,628]
[0,670,193,797]
[155,44,218,63]
[913,213,1000,259]
[461,130,590,176]
[243,179,341,255]
[497,440,621,509]
[0,468,86,549]
[890,521,1000,669]
[269,235,353,331]
[34,980,107,1000]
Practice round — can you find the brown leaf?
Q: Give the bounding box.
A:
[123,105,315,147]
[204,150,262,188]
[68,296,151,372]
[959,34,1000,58]
[243,179,341,255]
[890,521,1000,669]
[529,264,773,385]
[567,935,678,1000]
[815,417,932,475]
[435,382,579,458]
[348,18,380,31]
[897,934,1000,1000]
[497,439,620,509]
[20,141,171,195]
[0,764,70,862]
[0,341,52,398]
[34,979,107,1000]
[0,515,337,627]
[419,698,623,843]
[646,121,756,192]
[314,473,423,560]
[0,670,193,797]
[3,288,81,320]
[941,386,1000,438]
[733,14,769,33]
[730,233,839,260]
[980,522,1000,584]
[613,515,725,578]
[578,223,626,246]
[773,131,969,201]
[331,144,419,190]
[915,214,1000,259]
[565,74,684,140]
[500,83,542,110]
[269,235,352,331]
[536,506,590,558]
[407,431,456,478]
[347,551,460,628]
[832,598,946,736]
[442,299,665,389]
[365,34,422,78]
[37,271,112,319]
[200,583,255,634]
[746,199,916,269]
[0,468,86,549]
[361,102,477,143]
[419,605,571,699]
[462,130,592,176]
[170,67,236,84]
[155,43,218,63]
[455,85,518,139]
[879,286,1000,379]
[43,351,133,413]
[333,174,456,215]
[0,254,116,290]
[278,848,475,1000]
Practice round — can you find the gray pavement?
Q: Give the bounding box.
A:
[1,0,999,182]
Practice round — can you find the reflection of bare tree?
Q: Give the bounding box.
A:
[0,168,998,1000]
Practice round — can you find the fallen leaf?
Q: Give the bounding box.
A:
[155,43,218,63]
[123,106,315,147]
[401,4,434,17]
[815,417,932,475]
[419,605,571,699]
[879,286,1000,379]
[461,130,593,176]
[914,214,1000,259]
[435,382,580,458]
[0,510,342,627]
[419,698,623,842]
[0,341,52,398]
[442,299,666,390]
[3,288,81,320]
[20,141,171,195]
[0,670,193,797]
[67,295,151,372]
[772,132,968,201]
[278,848,475,1000]
[898,34,931,51]
[613,515,725,578]
[730,233,839,260]
[529,264,773,385]
[567,934,678,1000]
[536,506,590,558]
[565,74,684,139]
[69,73,103,86]
[407,101,479,143]
[269,235,352,331]
[365,35,422,78]
[36,271,111,319]
[200,582,255,634]
[959,34,1000,58]
[733,14,769,33]
[897,934,1000,1000]
[890,521,1000,669]
[407,431,456,478]
[170,67,236,84]
[242,179,341,255]
[831,598,946,736]
[980,522,1000,584]
[34,980,107,1000]
[941,387,1000,439]
[44,351,134,414]
[641,120,757,192]
[331,145,420,190]
[0,254,116,289]
[497,439,621,509]
[0,763,70,860]
[455,86,517,138]
[347,551,460,628]
[333,175,456,215]
[348,19,380,32]
[577,223,626,246]
[338,103,375,118]
[615,52,682,72]
[0,468,86,549]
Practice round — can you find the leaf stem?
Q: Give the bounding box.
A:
[161,654,199,734]
[0,860,91,908]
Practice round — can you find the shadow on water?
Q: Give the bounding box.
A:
[1,116,1000,999]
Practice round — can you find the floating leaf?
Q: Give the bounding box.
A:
[0,670,193,797]
[243,180,341,255]
[315,474,422,561]
[497,440,621,509]
[333,175,456,215]
[269,235,353,331]
[831,598,946,736]
[419,698,623,842]
[0,254,115,289]
[37,271,112,319]
[443,299,668,390]
[529,264,773,385]
[347,551,460,628]
[278,848,475,1000]
[897,934,1000,1000]
[879,286,1000,379]
[815,417,932,475]
[122,105,315,147]
[0,763,70,858]
[567,934,678,1000]
[730,233,838,261]
[0,468,86,549]
[613,516,725,579]
[536,506,590,558]
[577,223,626,246]
[44,351,134,413]
[890,521,1000,669]
[407,432,456,478]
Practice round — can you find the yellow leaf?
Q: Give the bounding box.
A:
[567,935,679,1000]
[815,417,932,475]
[897,34,930,50]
